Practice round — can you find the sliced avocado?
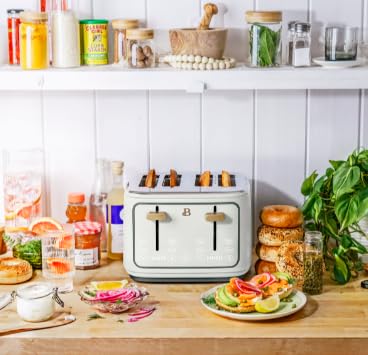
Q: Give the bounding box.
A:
[223,285,240,305]
[273,272,294,284]
[218,286,238,307]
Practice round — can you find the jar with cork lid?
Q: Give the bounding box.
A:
[112,19,139,65]
[126,28,155,69]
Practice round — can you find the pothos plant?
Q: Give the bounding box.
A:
[301,149,368,284]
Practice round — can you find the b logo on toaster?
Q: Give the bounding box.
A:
[182,208,191,216]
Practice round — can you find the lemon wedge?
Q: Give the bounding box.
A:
[255,295,280,313]
[91,280,128,291]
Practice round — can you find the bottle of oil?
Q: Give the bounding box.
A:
[106,161,125,260]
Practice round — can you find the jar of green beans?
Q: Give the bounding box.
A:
[245,11,282,67]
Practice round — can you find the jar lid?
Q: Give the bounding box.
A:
[75,221,102,236]
[112,19,140,30]
[16,282,53,300]
[80,19,108,24]
[245,11,282,24]
[295,22,311,33]
[68,192,85,204]
[7,9,24,15]
[288,21,297,30]
[126,28,154,40]
[20,11,48,23]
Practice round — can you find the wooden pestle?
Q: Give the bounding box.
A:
[198,3,218,30]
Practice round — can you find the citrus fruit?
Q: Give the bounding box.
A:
[255,295,280,313]
[91,280,128,291]
[47,258,71,274]
[4,226,28,233]
[16,203,34,219]
[29,217,63,235]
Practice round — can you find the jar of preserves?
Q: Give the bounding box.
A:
[66,193,87,223]
[20,11,49,70]
[127,28,155,69]
[112,19,139,65]
[245,11,282,67]
[74,221,102,270]
[7,9,23,65]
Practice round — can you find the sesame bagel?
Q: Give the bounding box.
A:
[0,257,33,284]
[258,225,304,247]
[215,290,256,313]
[255,243,279,263]
[254,259,277,274]
[260,205,303,228]
[276,241,304,285]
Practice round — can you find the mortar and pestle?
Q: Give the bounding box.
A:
[169,3,228,59]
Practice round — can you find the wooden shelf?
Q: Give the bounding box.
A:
[1,64,368,92]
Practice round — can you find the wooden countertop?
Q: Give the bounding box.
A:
[1,256,368,355]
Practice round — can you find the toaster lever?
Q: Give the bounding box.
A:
[205,212,225,223]
[147,211,168,222]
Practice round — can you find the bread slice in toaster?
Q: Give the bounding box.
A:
[170,169,178,188]
[145,169,157,188]
[221,170,231,187]
[199,171,211,187]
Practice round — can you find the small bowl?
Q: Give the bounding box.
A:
[169,28,228,59]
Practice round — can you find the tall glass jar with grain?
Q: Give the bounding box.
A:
[112,19,139,65]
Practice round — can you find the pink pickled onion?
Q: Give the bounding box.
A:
[128,307,156,323]
[234,279,262,295]
[249,273,277,289]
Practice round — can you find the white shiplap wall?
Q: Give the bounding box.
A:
[0,0,367,228]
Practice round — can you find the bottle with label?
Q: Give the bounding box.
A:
[106,161,125,260]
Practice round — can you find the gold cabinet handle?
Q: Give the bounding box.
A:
[205,212,225,222]
[147,211,168,222]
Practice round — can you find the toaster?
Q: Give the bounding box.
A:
[123,172,252,282]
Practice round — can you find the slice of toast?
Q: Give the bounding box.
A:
[170,169,177,188]
[145,169,156,188]
[221,170,231,187]
[199,171,211,187]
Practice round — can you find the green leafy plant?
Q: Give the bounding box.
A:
[301,149,368,284]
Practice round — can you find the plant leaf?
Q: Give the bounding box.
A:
[329,160,345,170]
[335,194,359,231]
[302,192,317,218]
[301,171,318,196]
[333,254,351,284]
[312,195,323,223]
[356,187,368,221]
[333,165,360,198]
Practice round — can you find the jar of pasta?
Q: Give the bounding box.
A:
[20,11,49,70]
[127,28,155,69]
[112,19,139,65]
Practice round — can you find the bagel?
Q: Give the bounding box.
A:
[215,291,255,313]
[276,241,304,285]
[254,259,277,274]
[255,243,279,262]
[260,205,303,228]
[258,225,304,246]
[0,257,33,284]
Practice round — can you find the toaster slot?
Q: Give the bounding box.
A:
[163,174,182,187]
[139,175,159,188]
[195,174,213,187]
[213,206,217,251]
[155,206,159,251]
[218,174,236,187]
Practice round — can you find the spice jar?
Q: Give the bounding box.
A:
[66,193,87,223]
[74,221,102,270]
[112,19,139,65]
[303,231,324,295]
[292,22,311,67]
[127,28,155,69]
[287,21,297,65]
[20,11,49,70]
[245,11,282,67]
[7,9,23,65]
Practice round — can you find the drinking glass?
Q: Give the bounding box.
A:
[325,26,358,61]
[41,226,75,293]
[3,149,44,228]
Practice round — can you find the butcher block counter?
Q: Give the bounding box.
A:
[0,256,368,355]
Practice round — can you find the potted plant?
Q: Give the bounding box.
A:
[301,149,368,284]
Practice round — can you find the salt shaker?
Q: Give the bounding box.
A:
[287,21,297,65]
[292,22,311,67]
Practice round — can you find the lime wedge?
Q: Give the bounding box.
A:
[255,295,280,313]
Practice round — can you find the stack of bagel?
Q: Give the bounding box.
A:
[255,205,304,283]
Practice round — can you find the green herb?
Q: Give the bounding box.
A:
[87,313,105,321]
[202,294,216,307]
[303,253,323,295]
[115,299,122,304]
[117,319,124,323]
[13,239,42,269]
[262,286,269,292]
[301,149,368,284]
[292,304,297,309]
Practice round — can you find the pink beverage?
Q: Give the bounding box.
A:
[3,149,44,228]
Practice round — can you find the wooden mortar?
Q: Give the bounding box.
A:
[169,28,228,59]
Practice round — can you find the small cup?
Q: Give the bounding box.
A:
[325,26,358,61]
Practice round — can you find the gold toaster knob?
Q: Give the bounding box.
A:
[146,211,168,222]
[205,212,225,222]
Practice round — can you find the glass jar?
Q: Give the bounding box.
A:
[292,22,311,67]
[127,28,155,69]
[245,11,282,67]
[287,21,296,65]
[20,11,49,70]
[303,231,324,295]
[325,26,358,61]
[66,193,87,223]
[112,19,139,65]
[74,221,102,270]
[7,9,23,65]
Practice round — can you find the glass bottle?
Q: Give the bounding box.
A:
[292,22,311,67]
[106,161,125,260]
[303,231,324,295]
[89,159,110,252]
[7,9,23,65]
[66,192,87,223]
[287,21,296,65]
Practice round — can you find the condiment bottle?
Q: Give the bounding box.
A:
[303,231,324,295]
[7,9,23,65]
[112,19,139,65]
[292,22,311,67]
[106,161,125,260]
[66,192,87,223]
[19,11,49,70]
[287,21,296,65]
[52,0,80,68]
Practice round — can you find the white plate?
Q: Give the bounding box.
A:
[312,57,365,69]
[200,284,307,321]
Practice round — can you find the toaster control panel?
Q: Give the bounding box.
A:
[132,202,240,269]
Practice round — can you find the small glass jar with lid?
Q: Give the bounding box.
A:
[7,9,24,65]
[112,19,139,65]
[126,28,155,69]
[287,21,297,65]
[20,11,49,70]
[292,22,311,67]
[66,192,87,223]
[245,11,282,67]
